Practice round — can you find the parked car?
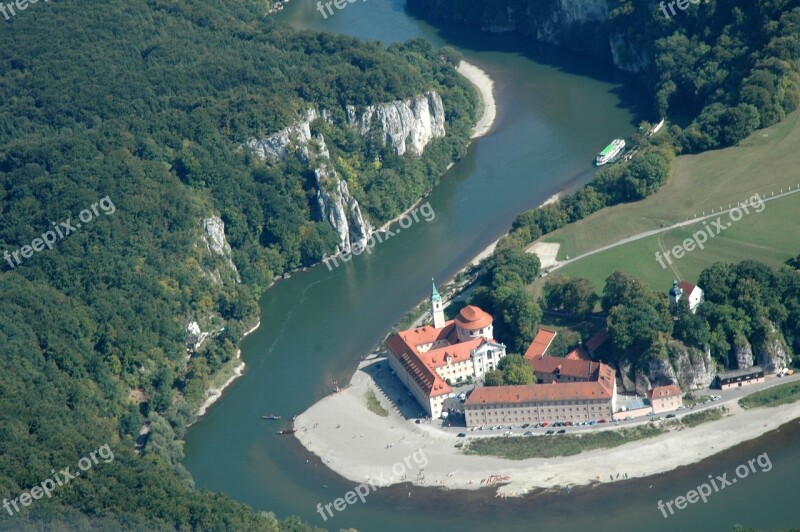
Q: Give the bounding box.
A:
[457,433,466,437]
[458,392,467,400]
[545,430,555,435]
[665,414,676,418]
[503,431,512,436]
[598,419,607,423]
[565,421,574,426]
[521,423,530,429]
[540,422,549,427]
[588,420,597,425]
[557,429,566,434]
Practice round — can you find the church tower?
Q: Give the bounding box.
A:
[431,278,445,329]
[669,280,683,307]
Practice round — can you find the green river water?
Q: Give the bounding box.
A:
[183,1,800,530]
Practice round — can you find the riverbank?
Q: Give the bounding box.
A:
[295,358,800,496]
[194,319,260,418]
[457,60,496,139]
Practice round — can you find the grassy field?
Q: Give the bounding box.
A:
[553,191,800,291]
[464,425,665,459]
[541,110,800,261]
[739,381,800,409]
[365,389,389,417]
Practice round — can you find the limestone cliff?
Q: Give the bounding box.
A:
[619,342,716,394]
[199,215,240,285]
[346,92,446,157]
[410,0,648,72]
[669,343,716,391]
[756,322,792,373]
[248,93,446,253]
[734,335,754,369]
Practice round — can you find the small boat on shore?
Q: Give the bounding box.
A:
[262,414,281,420]
[277,429,296,435]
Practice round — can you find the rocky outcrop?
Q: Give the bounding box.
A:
[618,342,715,394]
[314,149,371,253]
[200,215,240,285]
[249,94,446,252]
[411,0,649,72]
[670,343,716,391]
[734,335,754,370]
[756,323,792,373]
[248,110,371,253]
[247,109,318,162]
[346,92,446,157]
[527,0,609,44]
[647,356,677,388]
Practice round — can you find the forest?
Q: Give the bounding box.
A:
[0,0,477,528]
[409,0,800,152]
[541,260,800,377]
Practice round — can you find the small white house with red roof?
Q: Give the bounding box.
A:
[669,280,704,313]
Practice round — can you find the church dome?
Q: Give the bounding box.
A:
[454,305,493,331]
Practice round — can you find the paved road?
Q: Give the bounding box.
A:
[545,186,800,272]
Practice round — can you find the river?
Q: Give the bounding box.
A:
[183,1,800,530]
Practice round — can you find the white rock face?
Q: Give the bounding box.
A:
[201,215,240,283]
[347,92,446,157]
[247,109,317,162]
[756,323,791,373]
[314,156,371,253]
[247,93,446,252]
[734,337,754,369]
[672,344,716,391]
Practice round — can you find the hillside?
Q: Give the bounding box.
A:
[0,0,477,528]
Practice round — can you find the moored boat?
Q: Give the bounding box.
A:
[262,414,281,420]
[595,138,625,166]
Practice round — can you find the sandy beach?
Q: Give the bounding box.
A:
[295,357,800,497]
[457,60,496,139]
[194,320,260,418]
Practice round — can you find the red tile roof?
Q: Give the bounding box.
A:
[420,337,486,368]
[454,305,493,331]
[678,281,696,295]
[386,334,452,398]
[585,329,607,353]
[523,328,557,359]
[397,322,458,348]
[648,384,682,399]
[386,305,498,399]
[565,346,591,360]
[465,380,614,406]
[530,356,602,381]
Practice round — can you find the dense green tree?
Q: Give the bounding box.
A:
[543,275,599,316]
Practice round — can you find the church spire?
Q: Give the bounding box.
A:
[430,278,445,329]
